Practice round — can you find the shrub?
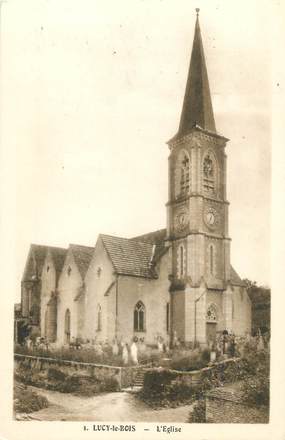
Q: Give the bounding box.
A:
[242,375,269,407]
[188,399,206,423]
[47,368,66,382]
[201,348,210,363]
[170,352,207,371]
[143,369,178,395]
[241,348,270,407]
[139,369,195,408]
[14,385,49,413]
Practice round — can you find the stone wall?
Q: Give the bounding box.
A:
[14,353,122,389]
[84,237,115,343]
[116,253,171,344]
[40,252,57,339]
[57,251,83,344]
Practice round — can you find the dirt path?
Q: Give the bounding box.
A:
[23,387,192,422]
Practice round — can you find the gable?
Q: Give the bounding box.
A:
[22,244,48,282]
[69,244,94,279]
[58,248,82,286]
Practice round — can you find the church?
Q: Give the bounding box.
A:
[20,11,251,348]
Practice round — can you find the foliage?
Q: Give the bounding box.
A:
[241,348,270,407]
[15,343,161,368]
[201,348,211,363]
[15,362,119,396]
[188,399,206,423]
[47,367,66,382]
[169,350,209,372]
[15,344,128,366]
[14,383,49,413]
[242,375,269,407]
[138,369,196,408]
[143,369,178,394]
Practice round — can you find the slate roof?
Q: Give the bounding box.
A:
[131,228,167,244]
[69,244,94,279]
[177,14,216,138]
[100,234,157,279]
[131,228,169,264]
[230,266,246,287]
[22,244,46,281]
[22,244,66,282]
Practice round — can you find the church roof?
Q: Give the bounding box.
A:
[131,228,168,265]
[230,266,246,287]
[69,244,94,279]
[100,234,158,279]
[174,11,216,140]
[22,244,67,282]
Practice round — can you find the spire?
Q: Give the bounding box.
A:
[177,9,216,138]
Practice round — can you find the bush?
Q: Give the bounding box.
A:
[170,352,208,372]
[47,368,66,382]
[14,384,49,413]
[143,369,178,395]
[188,399,206,423]
[241,348,270,407]
[242,375,269,407]
[201,348,210,363]
[139,369,195,408]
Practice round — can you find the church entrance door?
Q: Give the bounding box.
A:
[206,322,217,345]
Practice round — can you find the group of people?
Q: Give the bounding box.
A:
[24,336,50,351]
[209,329,270,360]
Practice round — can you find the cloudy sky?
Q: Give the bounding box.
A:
[1,0,272,301]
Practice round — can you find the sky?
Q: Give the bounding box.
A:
[0,0,272,302]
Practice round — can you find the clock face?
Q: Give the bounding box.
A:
[204,207,218,229]
[174,209,189,232]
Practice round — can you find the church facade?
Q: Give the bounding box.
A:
[20,13,251,347]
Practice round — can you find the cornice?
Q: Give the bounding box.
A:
[167,126,229,150]
[166,231,231,241]
[166,193,230,207]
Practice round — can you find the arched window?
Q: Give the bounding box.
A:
[175,150,191,198]
[177,244,186,278]
[209,245,214,275]
[134,301,145,332]
[64,309,71,344]
[206,303,218,322]
[97,304,102,331]
[203,152,216,194]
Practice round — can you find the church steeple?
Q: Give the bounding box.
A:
[177,9,216,138]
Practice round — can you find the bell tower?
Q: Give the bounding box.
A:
[167,10,232,345]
